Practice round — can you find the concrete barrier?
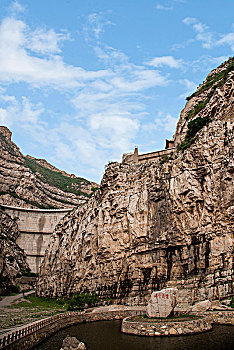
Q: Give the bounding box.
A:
[1,205,73,273]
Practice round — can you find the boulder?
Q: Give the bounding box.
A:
[191,300,211,313]
[60,336,86,350]
[146,288,177,318]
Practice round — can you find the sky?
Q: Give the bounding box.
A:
[0,0,233,183]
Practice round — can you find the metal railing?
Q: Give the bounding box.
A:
[0,311,74,348]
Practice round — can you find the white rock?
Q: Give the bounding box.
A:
[146,288,177,318]
[191,300,211,313]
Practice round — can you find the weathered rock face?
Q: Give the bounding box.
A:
[37,59,234,307]
[0,209,29,294]
[0,126,97,209]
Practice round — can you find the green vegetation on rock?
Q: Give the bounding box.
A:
[231,297,234,308]
[185,93,213,120]
[24,157,90,197]
[186,57,234,101]
[177,115,210,151]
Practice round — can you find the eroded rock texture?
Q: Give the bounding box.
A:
[37,59,234,307]
[0,126,96,209]
[0,209,29,294]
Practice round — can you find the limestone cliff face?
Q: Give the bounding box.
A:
[0,209,29,294]
[0,126,97,209]
[37,59,234,307]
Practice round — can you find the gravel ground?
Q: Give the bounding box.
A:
[0,292,64,331]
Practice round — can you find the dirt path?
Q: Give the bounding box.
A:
[0,290,35,308]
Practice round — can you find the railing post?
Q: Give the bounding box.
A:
[2,336,6,346]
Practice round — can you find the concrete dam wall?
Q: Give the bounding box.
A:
[1,205,73,273]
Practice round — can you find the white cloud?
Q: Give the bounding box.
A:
[146,56,183,68]
[9,1,24,15]
[0,9,173,182]
[182,17,196,26]
[94,45,129,66]
[28,28,71,54]
[110,68,167,91]
[179,79,197,99]
[143,112,178,134]
[0,108,8,124]
[83,12,115,42]
[0,91,46,137]
[183,17,214,49]
[0,17,109,88]
[217,33,234,52]
[172,38,195,50]
[155,113,178,133]
[189,55,229,72]
[155,4,173,11]
[182,17,234,52]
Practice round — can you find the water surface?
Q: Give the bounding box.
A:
[33,320,234,350]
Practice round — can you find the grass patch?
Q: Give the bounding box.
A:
[24,157,90,197]
[0,308,62,329]
[11,295,68,310]
[12,293,100,312]
[128,314,201,323]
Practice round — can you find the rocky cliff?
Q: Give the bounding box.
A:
[0,126,97,209]
[37,58,234,308]
[0,208,29,294]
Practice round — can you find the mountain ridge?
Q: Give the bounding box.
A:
[0,126,98,209]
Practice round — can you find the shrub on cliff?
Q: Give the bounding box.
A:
[177,115,210,151]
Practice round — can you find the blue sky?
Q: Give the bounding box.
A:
[0,0,233,182]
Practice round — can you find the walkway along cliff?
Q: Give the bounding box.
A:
[37,58,234,308]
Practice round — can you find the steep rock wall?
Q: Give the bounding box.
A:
[0,209,29,294]
[37,59,234,307]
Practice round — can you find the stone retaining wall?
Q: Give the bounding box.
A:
[121,311,234,337]
[121,316,212,336]
[0,309,144,350]
[203,311,234,325]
